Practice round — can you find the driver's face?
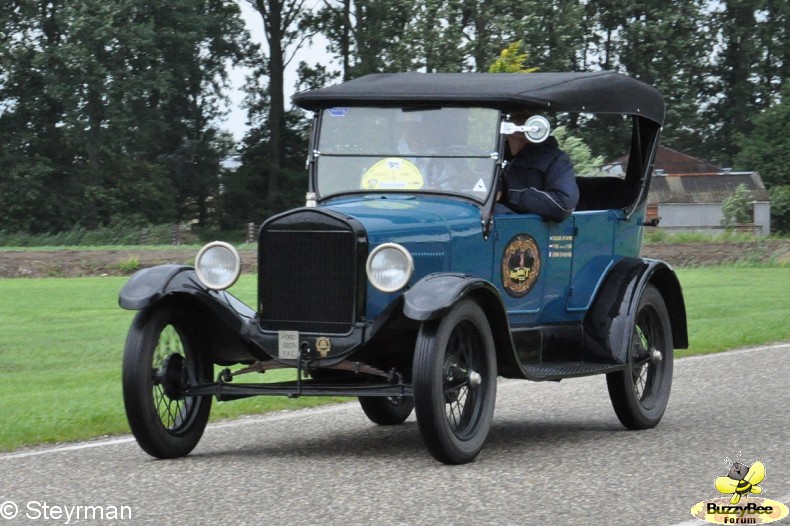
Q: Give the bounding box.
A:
[401,120,440,153]
[505,112,533,155]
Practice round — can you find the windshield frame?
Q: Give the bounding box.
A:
[307,106,505,206]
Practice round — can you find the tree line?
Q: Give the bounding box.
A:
[1,0,788,235]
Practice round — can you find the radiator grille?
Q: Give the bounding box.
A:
[259,214,359,333]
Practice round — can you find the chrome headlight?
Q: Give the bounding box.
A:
[195,241,241,290]
[366,243,414,293]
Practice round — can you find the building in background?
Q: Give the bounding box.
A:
[605,146,771,235]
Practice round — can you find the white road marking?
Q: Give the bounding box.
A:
[1,343,787,461]
[0,403,357,460]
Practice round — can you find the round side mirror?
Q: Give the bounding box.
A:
[523,115,551,143]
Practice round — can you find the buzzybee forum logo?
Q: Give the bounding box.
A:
[690,454,789,524]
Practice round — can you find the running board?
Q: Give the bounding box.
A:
[523,361,627,381]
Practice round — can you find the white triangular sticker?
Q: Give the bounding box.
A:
[473,178,487,192]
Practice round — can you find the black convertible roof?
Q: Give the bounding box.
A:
[293,71,665,125]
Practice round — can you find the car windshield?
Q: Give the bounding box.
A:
[315,107,500,201]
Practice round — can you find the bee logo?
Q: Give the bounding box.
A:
[714,459,765,504]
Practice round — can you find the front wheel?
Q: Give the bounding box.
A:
[122,304,213,458]
[413,300,497,464]
[607,285,674,429]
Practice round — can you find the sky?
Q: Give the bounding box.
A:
[222,2,334,141]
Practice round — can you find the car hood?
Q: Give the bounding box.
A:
[322,195,482,244]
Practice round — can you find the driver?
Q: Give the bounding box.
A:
[396,112,453,190]
[495,110,579,222]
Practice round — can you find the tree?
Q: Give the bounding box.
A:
[310,0,419,79]
[244,0,315,206]
[768,186,790,235]
[734,88,790,189]
[520,0,587,72]
[0,0,248,232]
[311,0,537,76]
[223,57,327,227]
[755,0,789,107]
[578,0,715,161]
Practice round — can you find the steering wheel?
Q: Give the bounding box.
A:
[426,145,493,193]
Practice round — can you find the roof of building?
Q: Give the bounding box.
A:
[647,172,770,204]
[609,146,722,175]
[292,72,665,124]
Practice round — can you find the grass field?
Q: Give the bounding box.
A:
[1,267,789,452]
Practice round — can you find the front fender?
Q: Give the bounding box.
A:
[119,265,195,310]
[119,265,261,363]
[403,273,524,378]
[403,273,496,321]
[119,263,256,326]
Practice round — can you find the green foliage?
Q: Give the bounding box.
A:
[769,186,790,235]
[720,184,754,227]
[552,126,606,176]
[0,218,178,247]
[0,0,249,234]
[734,89,790,189]
[2,0,789,236]
[642,230,776,244]
[115,257,141,273]
[487,43,539,73]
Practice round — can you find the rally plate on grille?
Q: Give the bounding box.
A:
[278,331,299,359]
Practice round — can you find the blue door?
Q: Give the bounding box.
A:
[492,214,574,328]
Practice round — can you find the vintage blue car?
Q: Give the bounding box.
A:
[120,72,687,464]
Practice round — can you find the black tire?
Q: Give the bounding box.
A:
[122,304,213,458]
[413,300,497,464]
[358,396,415,425]
[607,285,674,429]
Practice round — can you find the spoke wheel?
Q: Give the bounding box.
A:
[358,396,415,425]
[607,285,674,429]
[123,304,212,458]
[413,300,496,464]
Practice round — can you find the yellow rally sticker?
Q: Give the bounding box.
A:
[361,157,423,190]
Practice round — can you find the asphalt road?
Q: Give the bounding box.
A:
[2,343,789,526]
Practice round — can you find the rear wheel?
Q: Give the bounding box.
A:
[413,300,497,464]
[122,304,212,458]
[358,396,415,425]
[607,285,673,429]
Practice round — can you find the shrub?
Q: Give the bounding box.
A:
[720,184,753,227]
[770,185,790,235]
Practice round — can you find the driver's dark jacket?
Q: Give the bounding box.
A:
[499,136,579,222]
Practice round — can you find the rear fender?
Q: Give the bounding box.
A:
[402,273,523,378]
[583,258,688,364]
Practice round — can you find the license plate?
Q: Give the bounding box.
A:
[278,330,300,360]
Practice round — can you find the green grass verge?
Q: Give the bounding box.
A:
[1,267,789,451]
[0,243,258,252]
[643,230,790,244]
[675,267,790,356]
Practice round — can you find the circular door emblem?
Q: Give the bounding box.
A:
[500,234,541,298]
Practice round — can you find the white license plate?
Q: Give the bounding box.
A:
[278,330,300,360]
